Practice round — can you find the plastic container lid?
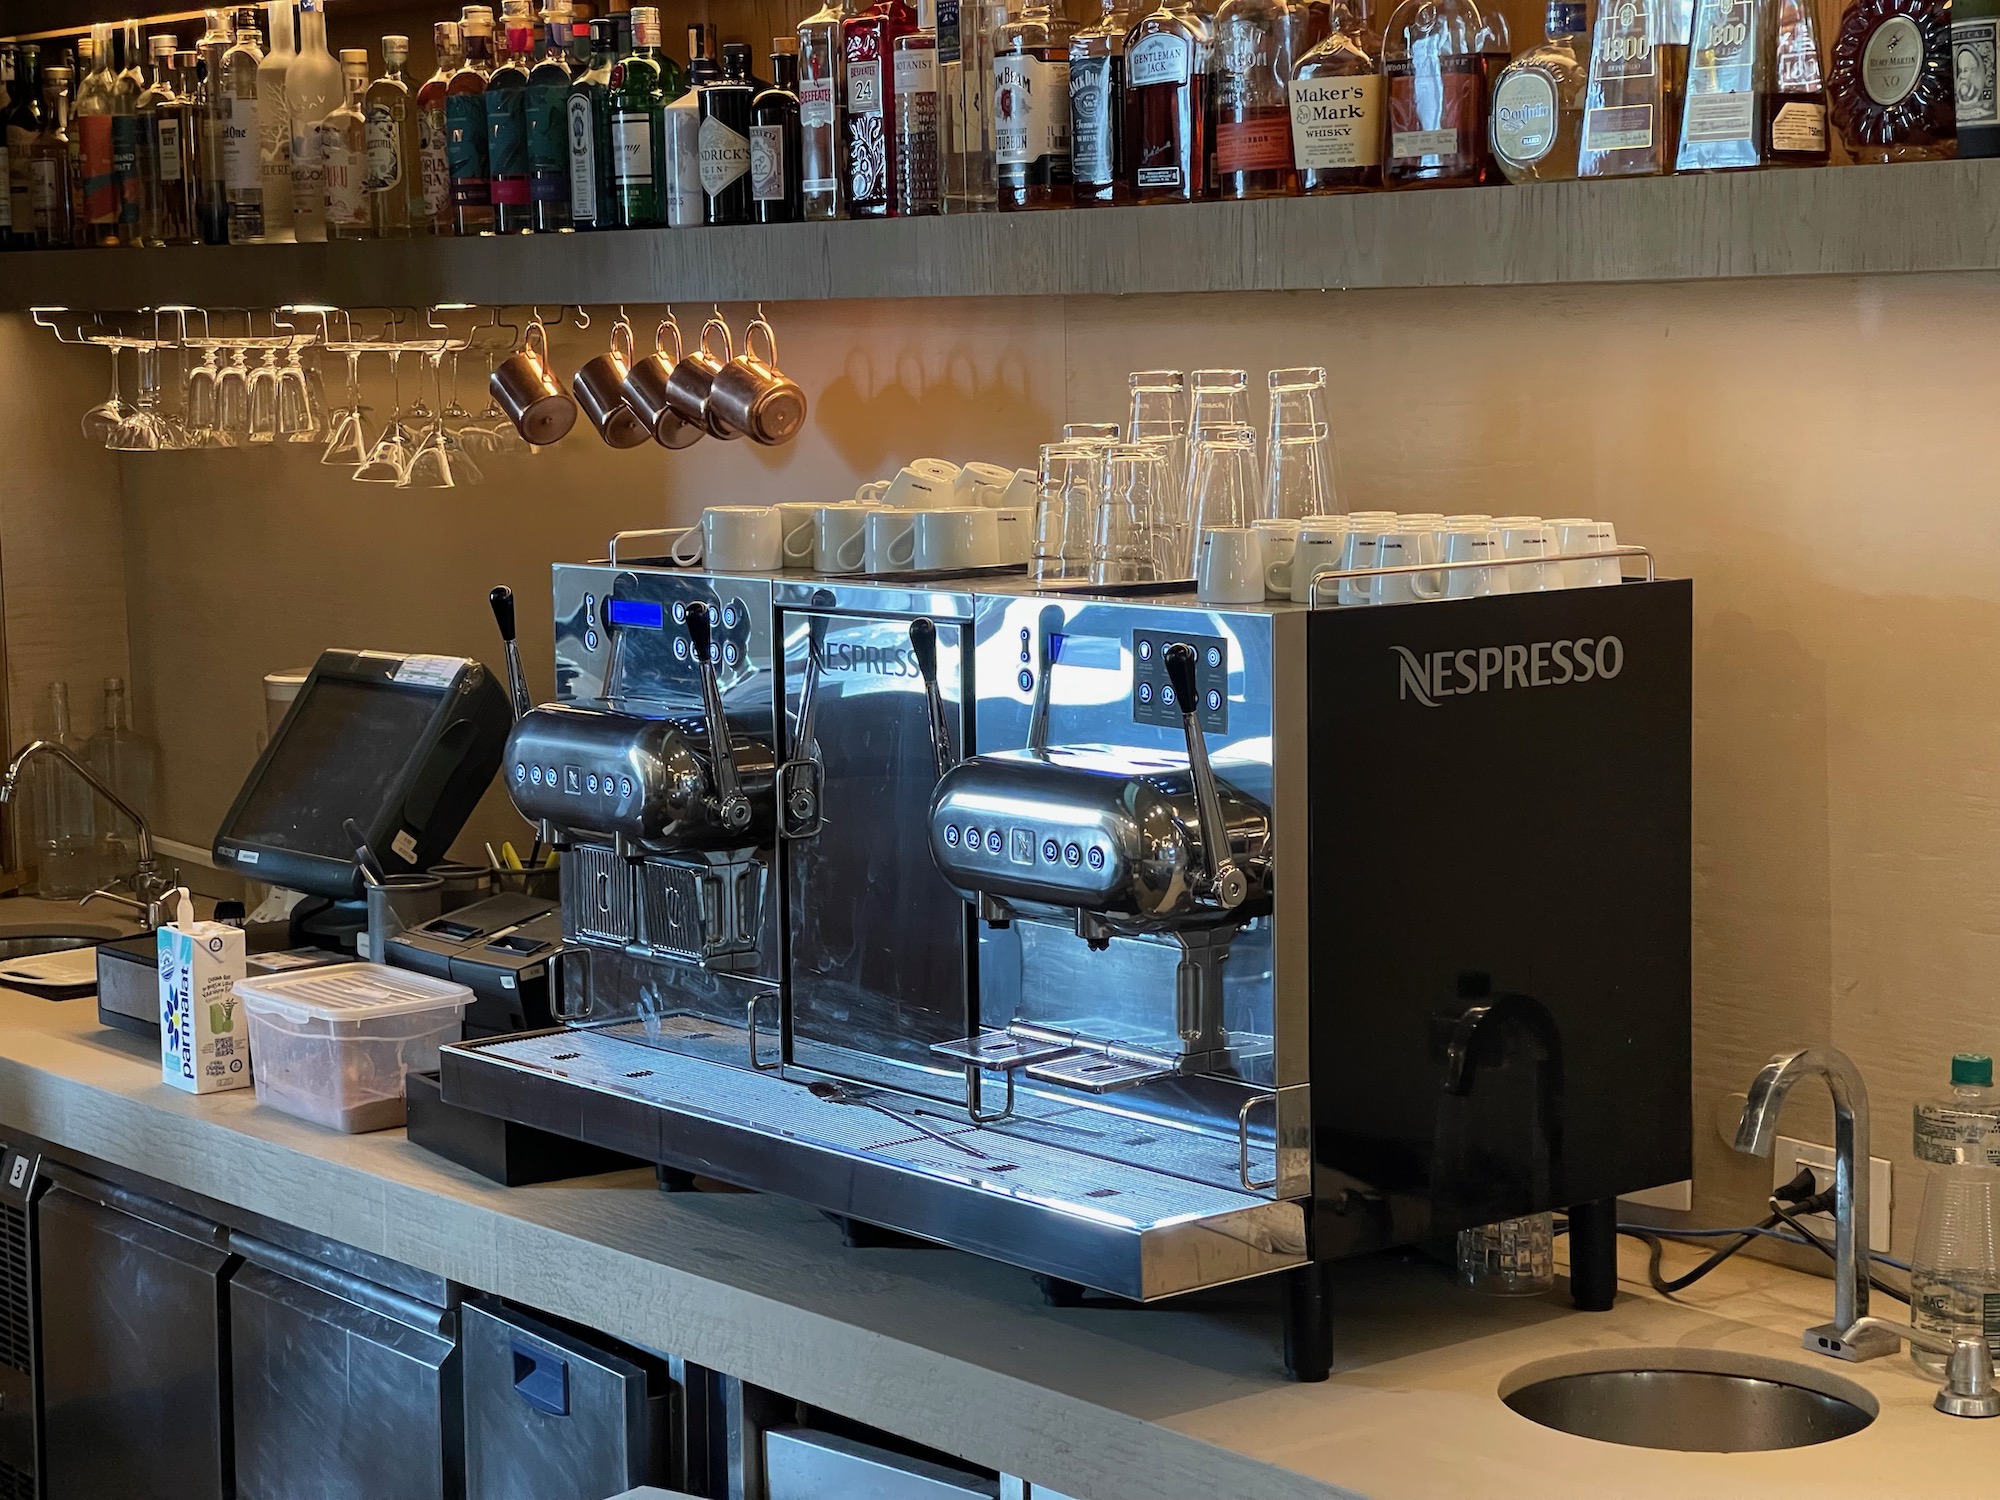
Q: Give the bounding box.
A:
[234,962,471,1027]
[1952,1054,1993,1088]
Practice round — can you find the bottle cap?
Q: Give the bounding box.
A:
[1952,1054,1993,1087]
[772,35,799,54]
[150,34,177,60]
[340,47,368,63]
[382,33,409,65]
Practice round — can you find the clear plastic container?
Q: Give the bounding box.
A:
[1910,1053,2000,1375]
[237,963,470,1133]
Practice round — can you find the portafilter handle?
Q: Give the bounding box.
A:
[488,585,533,722]
[1164,643,1246,910]
[685,602,752,833]
[792,612,830,764]
[910,618,957,781]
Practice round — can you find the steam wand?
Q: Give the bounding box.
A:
[1164,643,1245,910]
[686,602,751,833]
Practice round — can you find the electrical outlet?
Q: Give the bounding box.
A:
[1773,1135,1892,1254]
[1623,1180,1693,1212]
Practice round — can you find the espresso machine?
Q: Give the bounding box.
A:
[441,551,1692,1379]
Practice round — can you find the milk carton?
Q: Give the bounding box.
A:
[159,889,251,1094]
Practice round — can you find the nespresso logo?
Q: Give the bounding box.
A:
[1392,637,1624,708]
[821,642,919,677]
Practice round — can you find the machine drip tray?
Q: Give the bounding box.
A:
[439,1027,1307,1301]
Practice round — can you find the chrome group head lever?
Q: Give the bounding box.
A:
[488,585,534,721]
[780,611,832,838]
[1163,643,1246,911]
[685,602,751,834]
[910,618,957,781]
[1026,604,1066,757]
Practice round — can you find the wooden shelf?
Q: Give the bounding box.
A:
[5,157,1996,312]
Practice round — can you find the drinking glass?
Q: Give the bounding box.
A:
[181,347,223,448]
[245,347,281,445]
[1264,420,1332,522]
[110,345,179,451]
[321,349,372,466]
[440,350,474,432]
[354,349,417,483]
[1185,370,1252,530]
[1091,444,1168,586]
[278,346,321,443]
[81,342,129,444]
[1266,367,1337,518]
[1031,441,1104,582]
[1188,425,1259,545]
[1064,421,1121,442]
[216,346,252,446]
[1126,369,1187,444]
[402,352,484,488]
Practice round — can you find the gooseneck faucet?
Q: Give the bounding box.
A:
[0,740,173,930]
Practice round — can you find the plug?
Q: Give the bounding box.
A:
[1772,1165,1820,1205]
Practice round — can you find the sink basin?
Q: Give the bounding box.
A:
[0,920,135,962]
[1501,1348,1877,1452]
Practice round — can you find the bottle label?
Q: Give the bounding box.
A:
[1128,32,1191,89]
[1769,98,1827,150]
[1952,19,1999,126]
[1136,164,1182,188]
[488,88,530,201]
[446,92,490,202]
[365,106,401,189]
[158,118,185,183]
[666,102,702,225]
[1216,113,1293,173]
[896,46,938,97]
[938,0,962,66]
[526,81,570,179]
[801,78,836,129]
[1592,0,1661,81]
[1390,126,1459,158]
[261,104,291,206]
[612,108,653,185]
[1490,72,1559,164]
[848,57,883,116]
[320,126,365,224]
[1070,53,1118,185]
[1386,56,1482,167]
[111,113,141,227]
[31,158,59,226]
[994,54,1067,166]
[751,121,785,200]
[1863,15,1923,105]
[419,111,450,216]
[698,115,750,195]
[1289,75,1382,170]
[291,127,325,217]
[225,98,260,192]
[1582,102,1654,152]
[568,93,598,217]
[80,113,117,222]
[1682,91,1754,142]
[0,149,9,231]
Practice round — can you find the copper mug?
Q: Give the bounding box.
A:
[706,317,808,446]
[663,315,740,441]
[489,322,577,445]
[571,320,650,450]
[618,318,705,450]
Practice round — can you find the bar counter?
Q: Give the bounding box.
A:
[0,980,1983,1500]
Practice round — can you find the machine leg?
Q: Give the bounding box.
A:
[1282,1261,1334,1383]
[656,1164,698,1193]
[1034,1274,1089,1308]
[1568,1197,1618,1311]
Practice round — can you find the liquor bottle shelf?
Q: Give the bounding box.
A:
[4,156,1996,313]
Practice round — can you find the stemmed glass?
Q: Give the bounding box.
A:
[462,350,531,460]
[321,349,371,466]
[245,346,282,445]
[1091,444,1168,586]
[354,348,418,483]
[180,346,225,449]
[277,345,322,444]
[402,350,484,488]
[109,345,180,451]
[81,341,130,444]
[216,346,252,446]
[439,350,474,434]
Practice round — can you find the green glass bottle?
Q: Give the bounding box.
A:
[567,18,617,228]
[607,4,665,225]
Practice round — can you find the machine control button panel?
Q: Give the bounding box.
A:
[1132,630,1228,732]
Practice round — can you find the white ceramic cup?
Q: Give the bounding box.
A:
[669,505,783,571]
[859,465,960,510]
[1252,518,1300,600]
[992,506,1032,565]
[1336,530,1380,606]
[865,507,923,572]
[775,501,822,569]
[954,460,1017,508]
[1197,527,1269,605]
[1000,468,1038,509]
[1368,530,1443,605]
[1291,519,1350,604]
[1498,518,1559,592]
[1442,524,1506,598]
[1550,516,1621,588]
[914,506,1001,571]
[814,503,869,574]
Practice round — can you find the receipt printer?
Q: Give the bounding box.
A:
[384,893,560,1038]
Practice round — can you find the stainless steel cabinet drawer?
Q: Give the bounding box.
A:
[765,1427,998,1500]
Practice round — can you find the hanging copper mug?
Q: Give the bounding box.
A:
[706,316,808,447]
[663,315,739,441]
[618,316,705,450]
[571,319,651,450]
[489,320,577,445]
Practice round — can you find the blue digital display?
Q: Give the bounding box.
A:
[605,598,666,630]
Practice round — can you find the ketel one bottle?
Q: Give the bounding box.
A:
[699,41,755,225]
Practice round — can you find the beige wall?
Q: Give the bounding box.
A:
[9,269,1995,1265]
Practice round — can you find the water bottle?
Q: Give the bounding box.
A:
[1909,1053,2000,1375]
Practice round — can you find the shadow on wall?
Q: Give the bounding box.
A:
[813,342,1049,479]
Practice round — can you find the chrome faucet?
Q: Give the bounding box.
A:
[0,740,173,930]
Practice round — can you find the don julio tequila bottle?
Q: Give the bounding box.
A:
[1489,1,1585,181]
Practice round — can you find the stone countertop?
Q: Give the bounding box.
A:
[0,982,1984,1500]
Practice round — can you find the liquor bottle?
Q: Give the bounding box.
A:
[256,0,295,242]
[286,0,340,240]
[448,6,497,232]
[488,0,534,229]
[86,678,159,885]
[1124,2,1211,201]
[896,1,943,213]
[142,40,201,244]
[221,12,266,242]
[688,24,720,86]
[1475,5,1514,178]
[567,18,617,227]
[110,23,145,244]
[1577,0,1680,175]
[365,36,422,235]
[196,11,234,242]
[0,49,12,248]
[663,78,702,224]
[7,45,43,248]
[75,26,119,245]
[1288,1,1381,191]
[1828,0,1954,160]
[1490,1,1585,180]
[752,38,804,221]
[956,0,1006,208]
[1956,0,2000,156]
[1070,0,1127,205]
[526,2,576,230]
[797,0,844,218]
[419,23,462,231]
[29,68,76,248]
[994,0,1072,208]
[569,6,596,69]
[845,0,919,216]
[699,41,755,224]
[319,48,370,236]
[1381,0,1486,186]
[608,4,666,225]
[1766,0,1830,162]
[1214,0,1296,197]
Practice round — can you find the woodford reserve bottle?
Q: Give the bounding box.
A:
[1827,0,1954,161]
[1214,0,1297,196]
[1381,0,1488,186]
[1124,1,1211,201]
[1287,1,1381,191]
[1576,0,1685,176]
